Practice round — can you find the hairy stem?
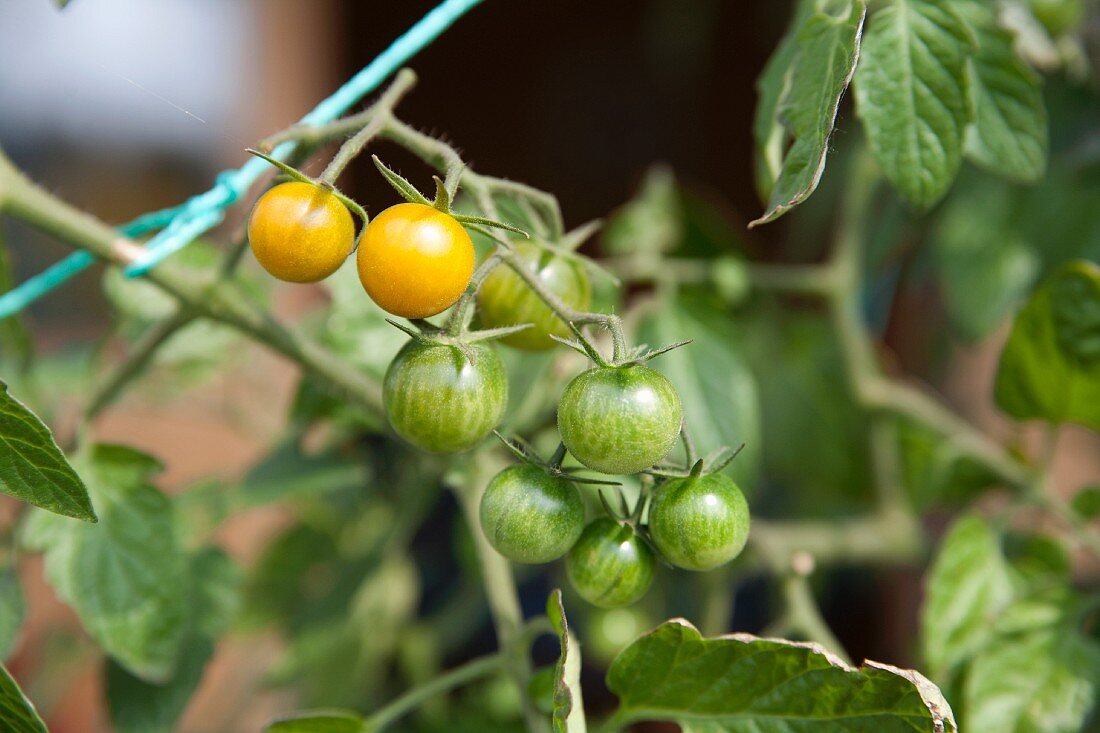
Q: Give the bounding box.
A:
[497,246,628,362]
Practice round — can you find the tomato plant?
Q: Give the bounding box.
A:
[0,1,1098,732]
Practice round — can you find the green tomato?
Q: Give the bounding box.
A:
[383,340,507,453]
[647,472,750,571]
[479,464,585,563]
[566,518,655,608]
[557,365,682,475]
[477,241,591,350]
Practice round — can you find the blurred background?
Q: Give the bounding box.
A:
[1,0,1098,731]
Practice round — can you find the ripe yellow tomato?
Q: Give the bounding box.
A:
[357,203,475,318]
[248,182,354,283]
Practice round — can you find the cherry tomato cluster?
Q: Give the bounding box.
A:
[246,152,751,609]
[249,182,475,318]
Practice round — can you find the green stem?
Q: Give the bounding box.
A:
[861,379,1032,489]
[699,565,738,636]
[496,246,627,362]
[83,307,194,423]
[452,456,549,733]
[444,252,502,336]
[750,513,922,570]
[363,653,503,732]
[774,574,851,664]
[320,113,390,185]
[260,68,418,152]
[379,117,561,240]
[748,263,837,296]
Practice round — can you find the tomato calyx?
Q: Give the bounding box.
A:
[371,155,529,239]
[246,148,370,248]
[550,321,692,369]
[385,317,531,365]
[493,432,621,487]
[645,442,746,480]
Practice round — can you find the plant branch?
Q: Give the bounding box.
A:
[769,573,851,664]
[497,246,628,361]
[259,68,419,153]
[750,512,923,570]
[363,653,503,732]
[83,307,195,423]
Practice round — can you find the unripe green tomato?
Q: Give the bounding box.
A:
[566,518,655,608]
[557,366,682,475]
[479,464,585,564]
[477,242,591,350]
[648,473,750,571]
[383,340,507,453]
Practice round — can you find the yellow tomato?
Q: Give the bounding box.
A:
[247,182,354,283]
[357,202,475,318]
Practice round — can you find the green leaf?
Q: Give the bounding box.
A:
[919,512,1100,731]
[751,0,866,226]
[741,307,871,513]
[931,176,1039,340]
[994,260,1100,430]
[0,379,96,522]
[963,607,1100,733]
[897,418,998,508]
[547,590,585,733]
[956,2,1048,182]
[0,663,46,733]
[636,291,760,487]
[601,167,681,257]
[753,0,812,201]
[237,439,369,508]
[266,710,365,733]
[105,547,240,733]
[854,0,973,208]
[920,516,1014,680]
[24,445,187,681]
[606,620,956,732]
[0,566,25,660]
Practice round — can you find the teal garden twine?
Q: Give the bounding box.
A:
[0,0,485,319]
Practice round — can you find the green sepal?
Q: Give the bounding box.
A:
[452,213,529,238]
[371,155,432,206]
[432,175,451,213]
[492,432,621,487]
[246,148,370,244]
